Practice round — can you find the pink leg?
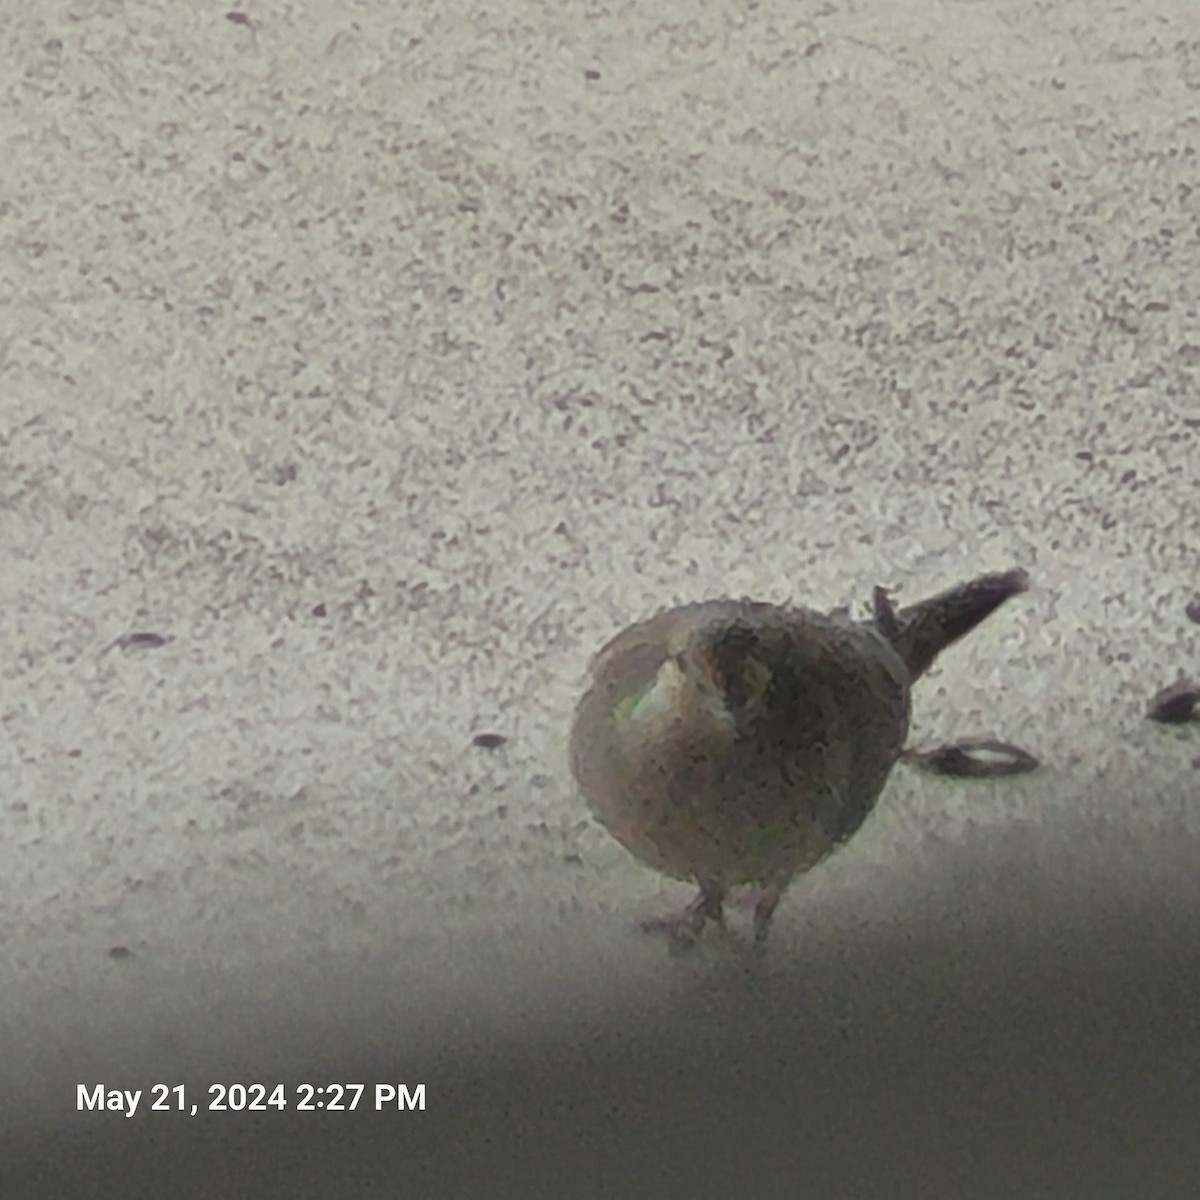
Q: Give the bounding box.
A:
[642,885,725,950]
[751,877,790,946]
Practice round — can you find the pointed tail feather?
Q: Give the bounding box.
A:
[886,568,1029,679]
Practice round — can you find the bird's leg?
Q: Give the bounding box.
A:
[641,884,725,950]
[751,876,791,946]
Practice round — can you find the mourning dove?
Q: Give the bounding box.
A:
[569,569,1029,948]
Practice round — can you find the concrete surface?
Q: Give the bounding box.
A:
[2,0,1198,1195]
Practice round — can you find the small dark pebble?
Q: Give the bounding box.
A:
[226,11,250,24]
[562,852,583,865]
[472,732,507,750]
[107,946,134,960]
[902,738,1040,778]
[1146,681,1200,724]
[114,631,171,650]
[584,69,601,80]
[1185,598,1200,626]
[312,603,327,618]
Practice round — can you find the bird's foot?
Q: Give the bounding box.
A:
[726,883,786,947]
[641,890,724,953]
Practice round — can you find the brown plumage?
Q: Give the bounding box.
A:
[569,569,1029,948]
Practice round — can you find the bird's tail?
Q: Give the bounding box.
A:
[883,568,1030,679]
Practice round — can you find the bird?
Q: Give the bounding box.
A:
[568,568,1029,949]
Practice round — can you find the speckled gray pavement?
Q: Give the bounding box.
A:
[2,1,1199,1195]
